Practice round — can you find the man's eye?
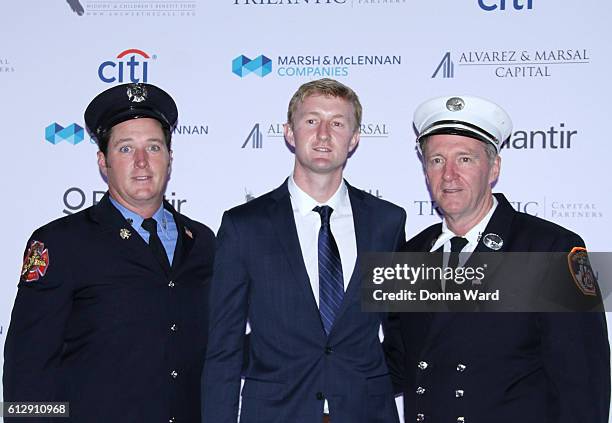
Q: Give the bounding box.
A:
[306,119,316,125]
[119,146,131,153]
[460,157,472,163]
[150,144,161,152]
[332,121,343,127]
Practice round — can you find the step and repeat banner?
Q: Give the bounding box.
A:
[1,0,611,419]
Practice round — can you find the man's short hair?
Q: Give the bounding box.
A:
[287,78,362,132]
[97,122,172,156]
[420,135,498,164]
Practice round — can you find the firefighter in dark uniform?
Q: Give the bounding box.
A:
[3,83,215,422]
[383,95,610,423]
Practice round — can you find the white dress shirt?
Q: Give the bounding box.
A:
[288,175,357,305]
[430,196,498,291]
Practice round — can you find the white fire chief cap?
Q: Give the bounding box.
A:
[413,95,513,153]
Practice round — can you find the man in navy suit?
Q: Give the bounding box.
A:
[4,83,215,422]
[383,95,610,423]
[202,78,406,423]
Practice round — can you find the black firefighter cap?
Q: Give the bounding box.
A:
[84,83,178,143]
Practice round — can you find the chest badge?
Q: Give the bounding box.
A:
[482,233,503,250]
[119,228,132,240]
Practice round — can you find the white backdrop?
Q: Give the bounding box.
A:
[1,0,611,420]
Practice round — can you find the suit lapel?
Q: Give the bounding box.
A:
[267,182,321,322]
[89,193,158,269]
[166,202,195,276]
[330,184,371,331]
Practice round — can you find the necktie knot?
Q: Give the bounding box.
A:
[450,236,468,253]
[141,217,158,234]
[313,205,333,227]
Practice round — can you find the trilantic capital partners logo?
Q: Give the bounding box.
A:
[66,0,196,17]
[0,57,16,74]
[431,48,589,79]
[233,53,402,79]
[45,123,86,145]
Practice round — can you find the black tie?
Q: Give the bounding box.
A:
[141,218,171,274]
[446,237,468,295]
[313,205,344,335]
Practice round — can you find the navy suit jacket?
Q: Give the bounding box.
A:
[202,180,406,423]
[4,193,215,422]
[384,193,610,423]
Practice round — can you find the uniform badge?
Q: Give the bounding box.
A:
[184,227,193,239]
[126,83,147,103]
[446,97,465,112]
[568,247,597,296]
[119,228,132,239]
[482,233,503,251]
[20,240,50,282]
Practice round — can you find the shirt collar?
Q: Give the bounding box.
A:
[287,174,350,217]
[431,195,498,251]
[109,196,166,230]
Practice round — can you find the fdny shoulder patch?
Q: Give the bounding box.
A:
[20,240,50,282]
[567,247,597,296]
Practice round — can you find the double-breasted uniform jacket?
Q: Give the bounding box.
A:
[202,180,406,423]
[3,193,215,423]
[384,193,610,423]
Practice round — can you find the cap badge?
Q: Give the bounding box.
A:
[119,228,132,240]
[446,97,465,112]
[126,83,147,103]
[482,233,503,251]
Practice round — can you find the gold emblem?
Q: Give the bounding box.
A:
[120,228,132,239]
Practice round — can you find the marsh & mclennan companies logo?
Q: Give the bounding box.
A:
[432,48,589,79]
[234,54,402,79]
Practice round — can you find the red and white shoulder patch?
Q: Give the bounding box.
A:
[567,246,597,296]
[20,240,50,282]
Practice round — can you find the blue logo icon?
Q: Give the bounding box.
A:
[432,52,454,78]
[45,123,85,145]
[233,55,272,77]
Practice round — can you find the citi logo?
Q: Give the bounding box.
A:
[98,49,155,83]
[478,0,532,10]
[233,55,272,77]
[45,123,85,145]
[432,52,454,78]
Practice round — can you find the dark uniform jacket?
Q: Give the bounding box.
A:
[384,193,610,423]
[3,193,215,423]
[202,180,406,423]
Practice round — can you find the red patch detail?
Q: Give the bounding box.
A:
[21,240,50,282]
[567,247,597,296]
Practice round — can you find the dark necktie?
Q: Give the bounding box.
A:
[313,206,344,335]
[141,217,171,274]
[446,236,469,295]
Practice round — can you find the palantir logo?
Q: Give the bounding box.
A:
[233,55,272,78]
[45,123,85,145]
[432,52,454,78]
[242,124,263,148]
[98,49,155,83]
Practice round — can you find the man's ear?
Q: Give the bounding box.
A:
[284,123,295,148]
[97,151,109,177]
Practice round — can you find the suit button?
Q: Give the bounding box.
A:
[170,370,178,379]
[168,281,175,288]
[316,392,324,400]
[416,386,426,395]
[170,323,178,332]
[455,389,464,398]
[457,418,465,423]
[418,361,428,370]
[324,346,333,355]
[416,413,425,421]
[456,363,466,372]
